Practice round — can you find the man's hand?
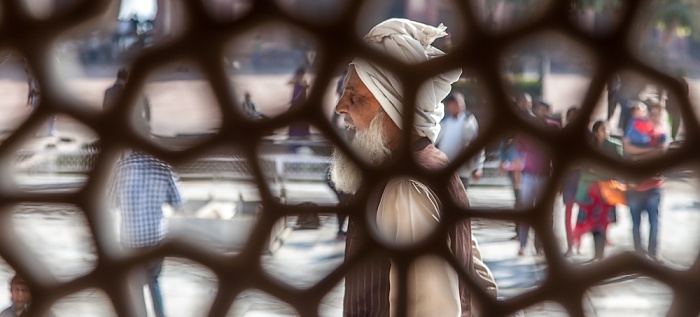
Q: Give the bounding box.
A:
[472,170,483,181]
[499,163,507,176]
[513,171,522,189]
[634,147,666,160]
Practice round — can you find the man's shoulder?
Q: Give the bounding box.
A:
[121,153,166,164]
[414,144,449,170]
[463,112,478,126]
[117,153,174,172]
[0,307,15,317]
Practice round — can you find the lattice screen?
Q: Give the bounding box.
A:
[0,0,698,316]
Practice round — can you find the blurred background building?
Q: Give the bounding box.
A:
[17,0,700,78]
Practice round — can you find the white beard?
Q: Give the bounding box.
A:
[330,111,392,194]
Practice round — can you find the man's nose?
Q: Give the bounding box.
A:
[335,96,349,114]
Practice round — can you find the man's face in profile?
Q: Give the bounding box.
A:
[330,66,392,194]
[335,67,383,136]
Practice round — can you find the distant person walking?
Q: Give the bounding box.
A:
[622,102,669,263]
[288,66,310,138]
[108,111,185,317]
[331,69,348,132]
[515,100,560,256]
[572,121,622,260]
[109,150,184,317]
[103,68,152,136]
[435,92,485,189]
[561,107,581,255]
[240,91,264,120]
[24,64,58,137]
[500,92,532,239]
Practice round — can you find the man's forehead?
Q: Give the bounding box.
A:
[344,69,368,93]
[11,284,29,290]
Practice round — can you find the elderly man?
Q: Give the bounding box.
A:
[330,19,495,317]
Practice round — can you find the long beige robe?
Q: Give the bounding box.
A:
[376,177,497,317]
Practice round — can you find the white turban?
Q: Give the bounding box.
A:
[350,18,462,143]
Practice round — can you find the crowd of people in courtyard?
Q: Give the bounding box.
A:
[427,66,675,264]
[0,21,671,317]
[499,89,672,263]
[93,17,683,316]
[0,13,645,317]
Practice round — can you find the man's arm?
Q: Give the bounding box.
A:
[434,122,445,148]
[497,139,514,175]
[102,86,119,112]
[622,137,665,159]
[511,156,523,189]
[142,95,151,122]
[462,114,478,146]
[464,115,484,179]
[471,149,485,180]
[107,165,121,210]
[471,234,497,297]
[166,170,186,209]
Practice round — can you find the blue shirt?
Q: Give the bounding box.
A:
[109,152,185,248]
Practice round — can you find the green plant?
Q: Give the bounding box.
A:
[509,76,542,100]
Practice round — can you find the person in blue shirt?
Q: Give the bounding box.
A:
[625,101,667,149]
[108,111,185,317]
[109,150,185,317]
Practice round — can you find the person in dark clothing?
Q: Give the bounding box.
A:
[613,72,647,132]
[103,68,152,136]
[606,74,621,122]
[665,72,688,141]
[287,66,310,138]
